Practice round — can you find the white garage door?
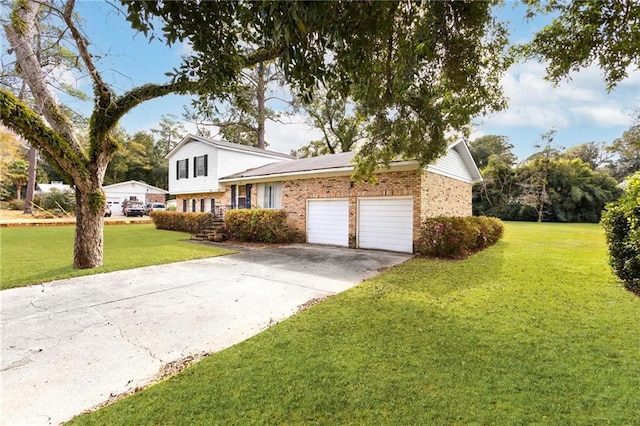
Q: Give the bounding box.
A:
[307,199,349,247]
[358,197,414,253]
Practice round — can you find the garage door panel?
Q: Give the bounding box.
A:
[358,197,413,253]
[307,199,349,247]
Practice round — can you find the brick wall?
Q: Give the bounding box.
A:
[420,172,472,218]
[281,171,423,247]
[176,191,228,212]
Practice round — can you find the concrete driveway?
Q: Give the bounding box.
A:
[1,244,411,425]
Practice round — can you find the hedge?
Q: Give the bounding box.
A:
[224,209,299,243]
[150,211,214,234]
[416,216,504,259]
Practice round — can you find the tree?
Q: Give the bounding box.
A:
[1,0,199,268]
[6,159,28,200]
[1,0,88,214]
[2,0,510,269]
[607,123,640,181]
[186,61,288,149]
[469,135,516,169]
[124,1,510,180]
[295,88,365,155]
[522,0,640,90]
[562,142,611,170]
[290,139,332,159]
[151,115,186,158]
[472,153,520,218]
[519,130,561,223]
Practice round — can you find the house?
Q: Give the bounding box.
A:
[166,135,295,214]
[219,141,481,253]
[169,134,481,253]
[35,181,72,194]
[102,180,169,212]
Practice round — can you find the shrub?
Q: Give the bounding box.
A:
[34,188,76,214]
[224,209,298,243]
[601,173,640,289]
[6,198,25,211]
[151,211,214,234]
[416,216,504,259]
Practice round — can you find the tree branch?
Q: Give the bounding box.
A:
[0,89,89,182]
[62,0,112,111]
[3,0,83,157]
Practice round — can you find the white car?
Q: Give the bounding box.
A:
[144,203,166,215]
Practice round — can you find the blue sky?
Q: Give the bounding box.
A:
[59,2,640,161]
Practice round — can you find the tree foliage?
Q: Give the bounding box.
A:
[123,0,510,178]
[522,0,640,90]
[607,123,640,181]
[472,134,621,223]
[601,173,640,290]
[294,88,365,156]
[469,135,516,169]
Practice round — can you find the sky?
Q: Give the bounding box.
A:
[31,1,640,161]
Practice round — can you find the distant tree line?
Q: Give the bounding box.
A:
[470,121,638,223]
[0,116,183,202]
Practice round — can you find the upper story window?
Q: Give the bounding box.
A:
[177,159,189,180]
[194,155,208,177]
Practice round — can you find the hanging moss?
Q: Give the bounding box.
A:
[88,189,106,213]
[0,90,90,182]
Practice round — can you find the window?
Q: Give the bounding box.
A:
[182,199,187,212]
[177,159,189,180]
[200,199,205,212]
[258,182,282,209]
[194,155,208,177]
[192,199,196,212]
[231,184,252,209]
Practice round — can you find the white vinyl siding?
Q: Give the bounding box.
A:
[167,139,292,195]
[307,199,349,247]
[358,197,413,253]
[427,148,473,182]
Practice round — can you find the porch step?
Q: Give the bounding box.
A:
[192,220,227,242]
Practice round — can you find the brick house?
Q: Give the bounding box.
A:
[221,141,481,253]
[167,135,481,253]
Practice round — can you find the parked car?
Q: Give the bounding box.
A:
[144,203,166,215]
[122,200,145,217]
[104,204,112,217]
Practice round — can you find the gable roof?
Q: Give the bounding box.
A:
[166,134,295,161]
[220,140,482,183]
[102,180,169,194]
[36,182,72,193]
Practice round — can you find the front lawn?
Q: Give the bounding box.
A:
[70,222,640,425]
[0,224,233,290]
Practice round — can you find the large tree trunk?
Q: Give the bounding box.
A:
[73,187,104,269]
[23,145,37,214]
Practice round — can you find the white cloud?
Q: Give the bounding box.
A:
[480,60,640,130]
[265,114,323,154]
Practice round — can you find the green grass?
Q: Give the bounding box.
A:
[69,222,640,425]
[0,224,233,290]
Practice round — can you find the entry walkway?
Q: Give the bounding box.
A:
[1,245,411,425]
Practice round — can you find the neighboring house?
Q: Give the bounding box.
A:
[203,138,480,253]
[102,180,169,212]
[35,181,72,194]
[166,135,295,214]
